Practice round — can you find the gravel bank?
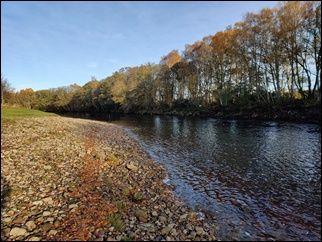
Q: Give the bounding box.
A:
[1,116,216,241]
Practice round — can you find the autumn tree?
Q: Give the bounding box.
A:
[1,74,14,105]
[18,1,321,114]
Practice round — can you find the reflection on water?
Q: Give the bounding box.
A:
[108,115,321,241]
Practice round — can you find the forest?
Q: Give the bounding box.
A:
[1,1,321,119]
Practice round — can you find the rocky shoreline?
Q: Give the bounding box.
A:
[1,116,216,241]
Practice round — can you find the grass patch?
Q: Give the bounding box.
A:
[122,187,131,197]
[108,213,125,232]
[130,192,144,203]
[108,153,121,166]
[121,235,133,241]
[1,106,56,123]
[115,201,126,211]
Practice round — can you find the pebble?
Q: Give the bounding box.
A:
[196,226,205,235]
[48,229,58,236]
[28,236,42,241]
[43,211,51,216]
[46,217,55,222]
[68,203,78,209]
[3,217,12,223]
[161,224,175,235]
[126,163,138,171]
[159,216,167,223]
[9,227,27,237]
[180,213,188,221]
[25,221,37,231]
[32,200,43,206]
[106,237,117,241]
[43,197,54,205]
[189,231,197,239]
[134,209,148,223]
[13,216,26,224]
[7,211,15,216]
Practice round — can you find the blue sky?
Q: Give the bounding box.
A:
[1,1,278,91]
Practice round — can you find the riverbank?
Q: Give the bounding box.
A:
[1,115,216,241]
[57,103,321,125]
[136,103,321,124]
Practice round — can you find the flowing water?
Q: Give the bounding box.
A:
[110,115,321,241]
[70,114,322,240]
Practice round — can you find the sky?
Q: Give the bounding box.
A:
[1,1,278,91]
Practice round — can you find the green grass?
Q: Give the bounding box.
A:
[108,213,125,232]
[1,106,57,123]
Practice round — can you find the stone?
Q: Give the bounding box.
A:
[3,217,12,223]
[189,231,197,239]
[7,210,15,216]
[161,224,175,235]
[9,227,27,237]
[70,208,77,213]
[152,211,158,217]
[32,200,43,206]
[3,228,11,236]
[43,197,53,205]
[43,211,51,216]
[126,163,138,171]
[13,216,27,224]
[48,229,58,236]
[94,229,105,238]
[41,223,53,233]
[134,209,148,223]
[186,224,193,231]
[68,203,78,209]
[106,237,117,241]
[195,226,205,235]
[36,217,44,223]
[46,217,55,222]
[159,216,167,223]
[44,165,52,170]
[25,221,37,231]
[179,213,188,221]
[116,235,122,240]
[28,236,42,241]
[93,238,104,241]
[54,221,60,228]
[170,228,177,236]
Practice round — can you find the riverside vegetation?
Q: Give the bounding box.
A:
[1,107,216,241]
[1,1,321,123]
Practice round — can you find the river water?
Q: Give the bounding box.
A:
[71,114,321,240]
[108,115,321,241]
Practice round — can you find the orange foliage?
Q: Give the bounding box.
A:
[53,129,115,241]
[161,50,182,68]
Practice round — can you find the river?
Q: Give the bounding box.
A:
[70,114,322,240]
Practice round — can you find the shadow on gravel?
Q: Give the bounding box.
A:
[1,175,11,208]
[1,175,11,239]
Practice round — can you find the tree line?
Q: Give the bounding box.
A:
[1,1,321,115]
